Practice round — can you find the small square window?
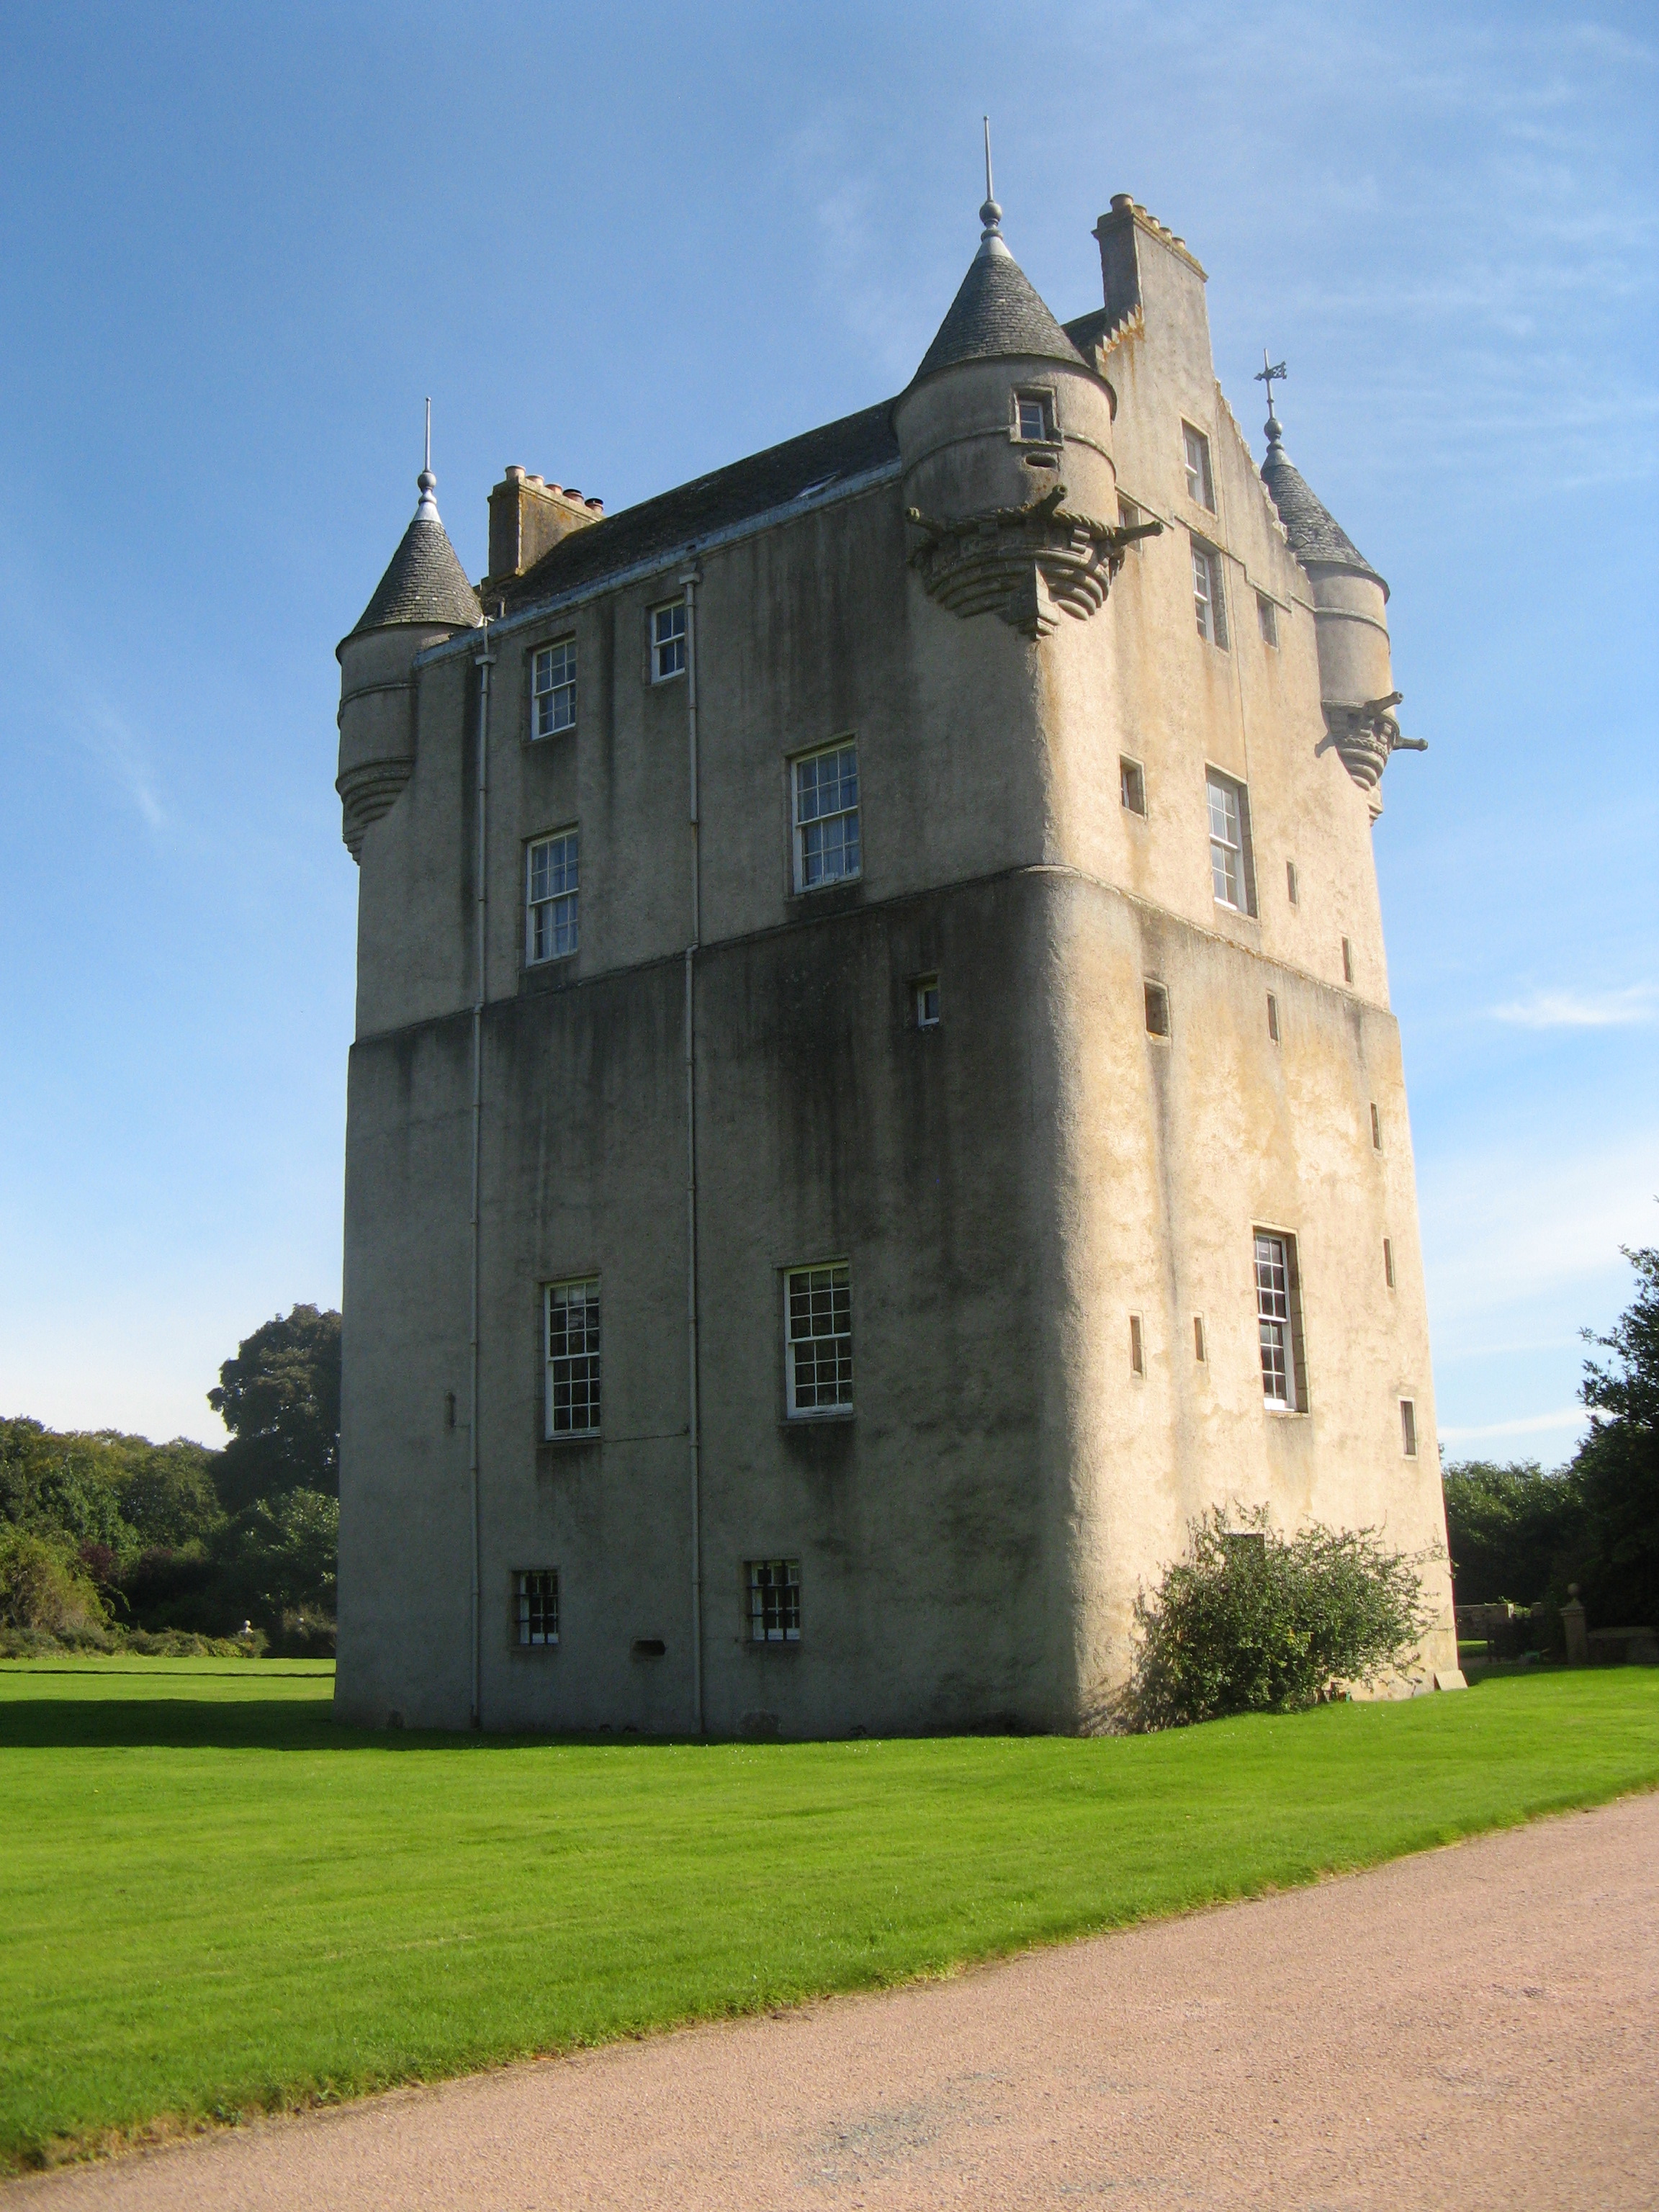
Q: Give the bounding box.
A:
[747,1557,801,1643]
[793,740,860,892]
[1182,423,1215,511]
[1370,1102,1382,1151]
[651,600,686,682]
[545,1277,600,1437]
[1267,992,1280,1043]
[1401,1398,1419,1457]
[515,1568,559,1647]
[1015,390,1055,444]
[1342,937,1354,984]
[1192,541,1228,647]
[526,829,579,964]
[1383,1236,1395,1290]
[1286,859,1299,907]
[1193,1314,1207,1364]
[1118,495,1143,549]
[532,639,576,737]
[785,1262,852,1417]
[1130,1313,1145,1377]
[915,974,940,1029]
[1207,771,1256,914]
[1256,593,1278,647]
[1254,1229,1308,1413]
[1120,756,1147,817]
[1144,980,1170,1037]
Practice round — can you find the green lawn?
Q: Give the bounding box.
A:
[3,1661,1656,2172]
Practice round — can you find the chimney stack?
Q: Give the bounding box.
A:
[486,466,603,590]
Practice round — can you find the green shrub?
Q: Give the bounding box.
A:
[1119,1508,1434,1731]
[0,1528,111,1642]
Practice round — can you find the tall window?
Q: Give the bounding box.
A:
[526,830,579,963]
[1192,542,1228,646]
[793,740,860,891]
[545,1277,600,1437]
[532,640,576,737]
[515,1569,559,1646]
[1207,772,1255,913]
[1182,423,1215,510]
[1254,1231,1306,1412]
[1401,1399,1418,1457]
[651,600,686,681]
[747,1558,801,1643]
[785,1262,852,1416]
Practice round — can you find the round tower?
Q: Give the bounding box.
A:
[894,190,1121,640]
[336,451,482,860]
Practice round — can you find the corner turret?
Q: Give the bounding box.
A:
[336,446,482,860]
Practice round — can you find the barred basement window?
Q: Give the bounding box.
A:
[1254,1230,1308,1413]
[1182,422,1215,511]
[651,600,686,681]
[1256,593,1279,647]
[793,739,860,891]
[545,1277,601,1437]
[1120,755,1147,816]
[1207,771,1256,913]
[1401,1398,1419,1457]
[1144,980,1170,1037]
[526,830,579,963]
[747,1557,801,1642]
[1192,541,1228,647]
[785,1263,852,1416]
[532,640,576,737]
[515,1569,559,1646]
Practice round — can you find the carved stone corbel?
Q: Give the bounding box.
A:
[906,483,1161,642]
[1319,691,1428,791]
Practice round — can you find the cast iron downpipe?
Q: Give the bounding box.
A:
[681,562,705,1737]
[469,621,494,1731]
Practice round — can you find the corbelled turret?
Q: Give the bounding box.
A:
[336,443,482,860]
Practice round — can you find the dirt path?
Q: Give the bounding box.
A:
[14,1793,1657,2211]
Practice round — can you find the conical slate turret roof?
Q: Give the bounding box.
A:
[913,197,1086,385]
[342,469,482,649]
[1260,417,1384,593]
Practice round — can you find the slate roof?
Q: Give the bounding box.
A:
[1261,439,1385,590]
[346,513,483,644]
[912,239,1086,384]
[501,400,900,615]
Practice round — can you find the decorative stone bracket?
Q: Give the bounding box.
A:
[905,483,1161,640]
[337,757,413,861]
[1319,691,1428,792]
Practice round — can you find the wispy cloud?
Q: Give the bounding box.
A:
[1439,1407,1588,1445]
[72,693,167,831]
[1491,984,1657,1030]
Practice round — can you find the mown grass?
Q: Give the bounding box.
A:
[2,1659,1655,2172]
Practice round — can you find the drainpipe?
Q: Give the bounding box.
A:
[680,562,703,1737]
[469,621,495,1732]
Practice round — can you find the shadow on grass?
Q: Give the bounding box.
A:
[0,1698,726,1755]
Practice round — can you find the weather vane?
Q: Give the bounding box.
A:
[1254,351,1287,419]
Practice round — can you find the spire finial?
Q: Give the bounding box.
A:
[1255,351,1287,455]
[415,396,439,521]
[977,115,1008,258]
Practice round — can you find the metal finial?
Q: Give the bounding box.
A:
[1255,351,1287,451]
[978,115,1007,256]
[415,396,439,521]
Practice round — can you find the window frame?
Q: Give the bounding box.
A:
[1205,769,1257,915]
[1254,1228,1309,1415]
[1256,592,1279,648]
[650,598,687,683]
[544,1276,601,1439]
[1192,539,1228,647]
[783,1261,853,1421]
[525,826,580,966]
[1144,979,1171,1038]
[746,1557,801,1645]
[914,974,940,1030]
[1181,421,1215,511]
[513,1568,559,1647]
[1012,385,1058,448]
[791,737,861,895]
[531,637,577,739]
[1120,755,1147,817]
[1400,1398,1419,1457]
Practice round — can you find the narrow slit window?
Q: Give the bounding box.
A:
[532,640,576,737]
[1267,992,1280,1043]
[915,974,940,1029]
[1401,1399,1418,1457]
[1371,1103,1382,1150]
[1383,1237,1395,1289]
[1193,1315,1207,1364]
[1256,593,1278,647]
[1120,756,1146,817]
[1192,542,1228,647]
[1342,937,1354,984]
[515,1569,559,1647]
[747,1558,801,1643]
[1144,980,1170,1037]
[1130,1313,1145,1377]
[1287,859,1299,906]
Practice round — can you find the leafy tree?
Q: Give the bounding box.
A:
[1441,1458,1581,1606]
[114,1441,224,1552]
[1119,1507,1434,1731]
[1571,1238,1659,1628]
[207,1305,341,1512]
[0,1527,109,1641]
[219,1491,339,1625]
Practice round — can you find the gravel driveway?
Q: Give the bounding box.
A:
[12,1791,1656,2211]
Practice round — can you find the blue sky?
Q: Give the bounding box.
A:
[0,1,1654,1455]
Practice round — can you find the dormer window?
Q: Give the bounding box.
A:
[1013,390,1056,447]
[1182,423,1215,511]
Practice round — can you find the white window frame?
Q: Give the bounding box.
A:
[1120,755,1147,817]
[651,599,686,683]
[1254,1229,1306,1413]
[915,974,940,1029]
[515,1568,559,1647]
[784,1262,853,1419]
[791,738,861,894]
[526,828,580,964]
[531,639,576,737]
[544,1277,601,1438]
[747,1557,801,1643]
[1206,770,1255,914]
[1182,422,1215,511]
[1192,540,1228,647]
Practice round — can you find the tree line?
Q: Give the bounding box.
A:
[1,1305,340,1656]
